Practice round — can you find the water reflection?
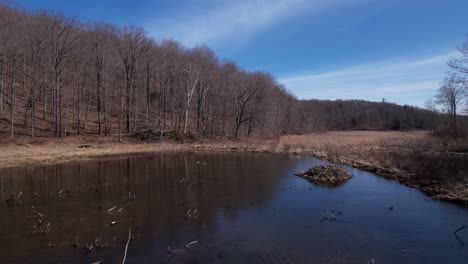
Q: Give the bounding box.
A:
[0,152,467,264]
[0,152,292,263]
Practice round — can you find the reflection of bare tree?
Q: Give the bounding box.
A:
[0,152,291,262]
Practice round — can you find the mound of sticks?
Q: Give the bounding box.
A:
[295,165,351,186]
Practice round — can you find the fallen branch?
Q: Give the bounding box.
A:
[107,205,117,213]
[185,241,198,249]
[455,225,466,237]
[320,210,336,222]
[168,240,199,254]
[122,227,131,264]
[454,225,466,246]
[84,244,93,252]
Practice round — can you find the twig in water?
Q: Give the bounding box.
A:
[168,240,199,254]
[185,241,198,249]
[84,244,93,252]
[455,225,466,237]
[320,211,336,222]
[72,235,79,247]
[122,227,131,264]
[107,205,117,213]
[320,212,330,221]
[454,225,466,246]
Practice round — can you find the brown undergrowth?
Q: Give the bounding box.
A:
[275,131,468,205]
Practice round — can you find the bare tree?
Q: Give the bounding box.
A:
[44,13,78,137]
[448,36,468,85]
[435,76,466,134]
[424,98,438,132]
[183,62,200,134]
[233,72,260,139]
[88,23,114,135]
[116,26,149,133]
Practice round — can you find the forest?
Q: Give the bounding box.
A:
[0,5,465,140]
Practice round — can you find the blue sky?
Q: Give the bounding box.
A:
[15,0,468,106]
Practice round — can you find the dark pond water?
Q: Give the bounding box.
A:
[0,152,467,263]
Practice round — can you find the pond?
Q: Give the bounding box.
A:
[0,152,467,263]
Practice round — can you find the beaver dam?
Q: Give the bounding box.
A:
[295,165,352,186]
[0,152,467,263]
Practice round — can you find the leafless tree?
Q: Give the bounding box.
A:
[116,26,149,133]
[448,36,468,85]
[435,76,466,134]
[44,13,79,137]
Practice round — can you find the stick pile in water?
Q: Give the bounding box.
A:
[295,165,351,186]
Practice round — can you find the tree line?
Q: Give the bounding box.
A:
[0,5,452,140]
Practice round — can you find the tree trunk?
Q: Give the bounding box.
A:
[83,83,91,132]
[97,70,102,135]
[76,78,82,135]
[146,64,150,126]
[10,66,16,138]
[54,75,59,137]
[59,77,63,137]
[132,82,137,132]
[42,77,46,120]
[103,79,108,136]
[0,60,4,118]
[126,77,131,133]
[64,104,68,136]
[452,103,457,134]
[119,93,124,142]
[31,83,35,138]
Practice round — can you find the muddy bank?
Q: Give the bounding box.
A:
[302,151,468,206]
[0,132,467,206]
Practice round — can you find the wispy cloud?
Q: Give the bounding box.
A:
[280,52,456,106]
[145,0,356,48]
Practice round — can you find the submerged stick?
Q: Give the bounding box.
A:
[185,241,198,249]
[168,240,199,254]
[454,225,466,246]
[455,225,466,237]
[122,227,131,264]
[107,205,117,213]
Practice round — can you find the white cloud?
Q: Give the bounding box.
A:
[280,52,456,106]
[145,0,354,48]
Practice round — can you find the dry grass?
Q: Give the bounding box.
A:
[0,131,467,204]
[0,134,278,169]
[276,131,464,169]
[274,131,468,204]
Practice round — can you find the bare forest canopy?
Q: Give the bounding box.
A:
[0,5,461,139]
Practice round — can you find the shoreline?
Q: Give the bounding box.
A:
[1,132,467,206]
